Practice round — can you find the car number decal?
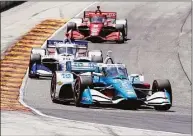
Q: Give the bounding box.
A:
[62,73,72,78]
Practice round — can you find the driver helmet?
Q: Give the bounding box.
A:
[104,67,117,77]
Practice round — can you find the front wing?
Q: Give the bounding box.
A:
[69,30,122,42]
[29,63,53,77]
[80,88,171,107]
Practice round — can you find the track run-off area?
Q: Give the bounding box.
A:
[1,1,191,135]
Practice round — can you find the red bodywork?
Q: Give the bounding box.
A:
[68,10,123,43]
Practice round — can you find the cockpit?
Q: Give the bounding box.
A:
[90,16,105,23]
[102,65,128,79]
[56,47,76,55]
[76,48,88,57]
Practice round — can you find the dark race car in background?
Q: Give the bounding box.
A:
[67,6,130,43]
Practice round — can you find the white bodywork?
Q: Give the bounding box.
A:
[55,71,74,97]
[116,19,127,26]
[36,70,52,76]
[31,48,46,56]
[90,89,111,102]
[145,91,171,106]
[32,43,103,64]
[54,71,93,98]
[31,43,76,62]
[88,50,102,58]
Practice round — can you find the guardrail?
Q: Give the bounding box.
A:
[1,1,25,12]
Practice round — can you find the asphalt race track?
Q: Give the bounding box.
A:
[22,2,191,134]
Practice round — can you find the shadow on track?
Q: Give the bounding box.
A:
[53,101,175,113]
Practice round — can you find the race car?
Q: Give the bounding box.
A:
[50,60,172,111]
[28,38,103,78]
[67,6,129,43]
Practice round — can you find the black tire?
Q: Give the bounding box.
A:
[28,54,41,78]
[124,19,128,37]
[67,22,77,32]
[115,24,125,43]
[152,79,172,111]
[73,76,93,107]
[50,72,59,103]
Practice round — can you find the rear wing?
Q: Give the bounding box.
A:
[46,40,88,48]
[66,61,97,73]
[84,11,117,19]
[72,40,88,49]
[47,40,63,48]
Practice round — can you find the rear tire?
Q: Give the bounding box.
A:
[67,22,77,32]
[115,24,125,44]
[28,54,41,78]
[124,19,128,37]
[73,76,92,107]
[91,56,103,63]
[152,79,172,111]
[89,50,103,63]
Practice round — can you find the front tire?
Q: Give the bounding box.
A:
[50,72,58,103]
[115,24,125,44]
[73,76,92,107]
[124,19,128,37]
[152,79,172,111]
[67,22,77,32]
[28,54,41,78]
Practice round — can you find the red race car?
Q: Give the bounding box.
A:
[67,6,129,43]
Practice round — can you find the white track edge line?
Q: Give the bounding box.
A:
[19,71,187,135]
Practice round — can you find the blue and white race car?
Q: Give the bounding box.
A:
[50,60,172,111]
[28,39,103,78]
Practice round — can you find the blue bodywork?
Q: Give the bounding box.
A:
[164,89,171,104]
[80,77,139,105]
[80,87,93,104]
[66,62,142,105]
[30,63,52,76]
[30,62,65,77]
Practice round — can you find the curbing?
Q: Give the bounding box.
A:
[1,19,67,111]
[18,1,98,112]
